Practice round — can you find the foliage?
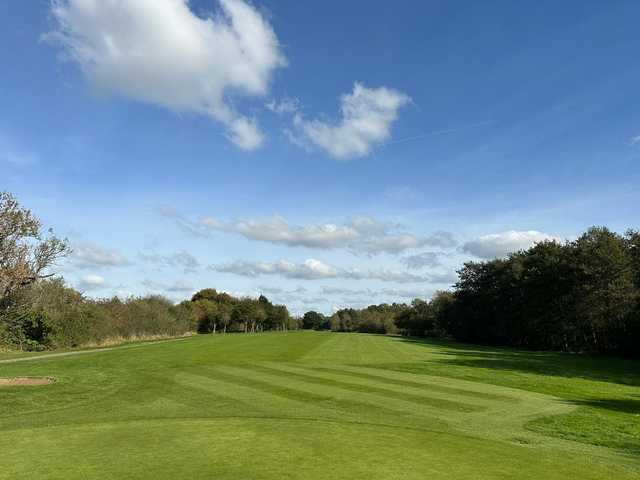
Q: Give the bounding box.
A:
[0,191,69,303]
[0,282,294,350]
[0,279,195,350]
[445,227,640,355]
[302,310,328,330]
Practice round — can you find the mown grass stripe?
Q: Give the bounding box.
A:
[300,365,517,403]
[215,364,451,428]
[250,364,482,413]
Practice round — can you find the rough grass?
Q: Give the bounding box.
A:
[0,331,638,479]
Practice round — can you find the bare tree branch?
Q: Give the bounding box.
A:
[0,192,70,301]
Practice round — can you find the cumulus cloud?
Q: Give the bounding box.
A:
[462,230,560,259]
[164,210,456,256]
[77,274,108,291]
[139,250,200,273]
[48,0,286,150]
[212,258,433,283]
[214,258,341,280]
[70,243,131,269]
[287,83,410,160]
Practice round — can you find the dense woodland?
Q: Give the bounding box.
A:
[302,227,640,357]
[1,191,638,355]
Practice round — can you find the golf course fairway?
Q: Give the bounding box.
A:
[1,331,638,479]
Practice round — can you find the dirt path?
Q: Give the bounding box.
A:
[0,337,192,365]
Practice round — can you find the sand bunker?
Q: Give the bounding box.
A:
[0,377,55,387]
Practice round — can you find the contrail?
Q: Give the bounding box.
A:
[380,120,492,148]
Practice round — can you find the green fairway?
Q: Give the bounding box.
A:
[0,332,638,479]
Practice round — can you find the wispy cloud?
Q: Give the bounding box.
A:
[212,258,446,283]
[69,243,131,269]
[141,279,194,294]
[163,210,457,256]
[402,251,443,269]
[266,97,300,115]
[139,250,200,273]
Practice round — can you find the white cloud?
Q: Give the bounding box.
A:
[77,274,107,290]
[166,211,456,256]
[214,258,340,280]
[202,215,361,249]
[159,208,210,238]
[462,230,560,259]
[70,243,131,269]
[212,258,432,283]
[359,233,451,255]
[631,135,640,146]
[266,97,299,115]
[139,250,200,273]
[49,0,286,150]
[288,83,410,160]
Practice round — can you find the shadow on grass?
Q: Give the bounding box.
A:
[393,336,640,387]
[566,397,640,414]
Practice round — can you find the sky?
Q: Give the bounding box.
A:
[1,0,639,314]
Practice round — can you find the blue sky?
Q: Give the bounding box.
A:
[1,0,639,314]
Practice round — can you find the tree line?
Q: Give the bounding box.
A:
[301,227,640,356]
[0,278,296,351]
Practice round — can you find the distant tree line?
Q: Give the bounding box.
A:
[186,288,297,334]
[0,279,295,351]
[301,227,640,356]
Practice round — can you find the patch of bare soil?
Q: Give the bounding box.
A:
[0,377,55,387]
